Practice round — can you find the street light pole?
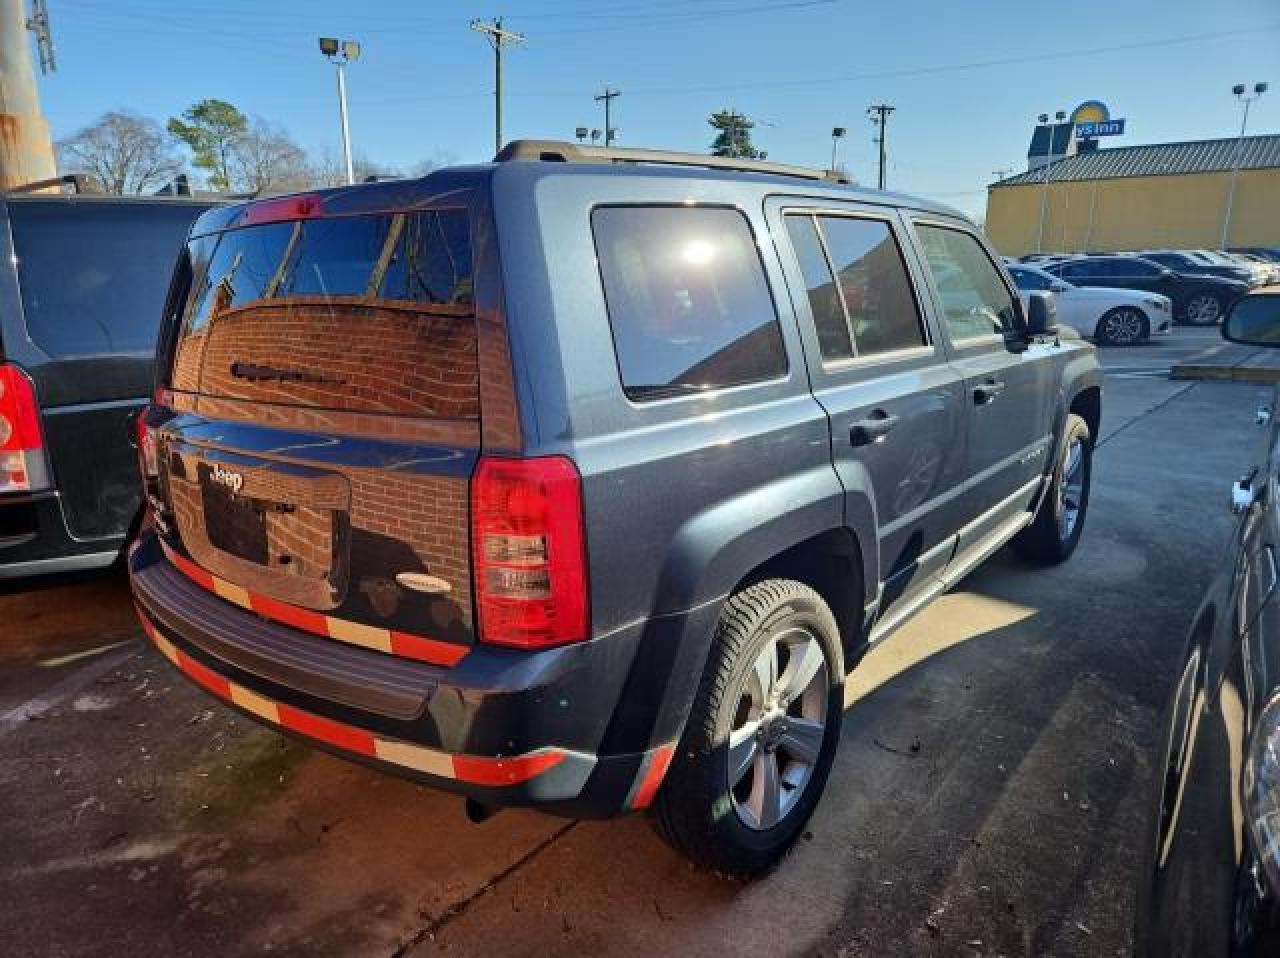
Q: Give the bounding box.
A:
[830,126,846,173]
[319,38,360,185]
[1036,113,1053,253]
[1221,81,1268,247]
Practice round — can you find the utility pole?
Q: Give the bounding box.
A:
[471,18,525,156]
[0,0,57,189]
[1222,81,1268,247]
[867,103,895,190]
[594,87,620,147]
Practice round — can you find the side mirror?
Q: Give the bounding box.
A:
[1223,293,1280,346]
[1025,290,1058,337]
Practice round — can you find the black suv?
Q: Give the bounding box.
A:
[130,142,1102,876]
[1135,249,1256,287]
[0,186,214,578]
[1042,254,1248,326]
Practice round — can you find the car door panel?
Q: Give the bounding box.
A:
[767,200,967,619]
[910,220,1056,548]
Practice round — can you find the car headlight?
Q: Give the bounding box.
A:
[1245,695,1280,889]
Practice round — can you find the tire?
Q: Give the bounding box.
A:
[651,578,844,878]
[1012,413,1091,564]
[1093,307,1148,347]
[1181,293,1223,326]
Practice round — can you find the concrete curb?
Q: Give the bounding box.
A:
[1170,364,1280,384]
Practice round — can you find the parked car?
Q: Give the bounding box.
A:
[1229,246,1280,266]
[1042,255,1248,326]
[1134,289,1280,956]
[129,141,1102,877]
[1224,251,1280,286]
[1137,249,1257,287]
[0,185,215,579]
[1190,249,1270,287]
[1007,263,1172,346]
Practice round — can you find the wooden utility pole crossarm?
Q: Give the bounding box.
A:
[0,0,57,189]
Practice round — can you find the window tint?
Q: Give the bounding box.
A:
[1124,259,1161,277]
[8,200,204,358]
[785,215,851,361]
[787,214,925,361]
[916,224,1017,340]
[592,206,787,400]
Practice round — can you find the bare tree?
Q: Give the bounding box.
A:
[310,147,402,186]
[56,110,184,195]
[231,117,312,194]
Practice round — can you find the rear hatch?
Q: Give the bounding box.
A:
[152,195,480,661]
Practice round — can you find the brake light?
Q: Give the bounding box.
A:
[238,193,325,227]
[135,389,171,481]
[0,364,48,493]
[471,456,589,649]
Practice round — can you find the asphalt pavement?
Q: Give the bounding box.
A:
[0,328,1267,957]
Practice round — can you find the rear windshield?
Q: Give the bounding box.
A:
[169,209,478,418]
[7,200,204,359]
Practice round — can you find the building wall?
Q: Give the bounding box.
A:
[984,168,1280,255]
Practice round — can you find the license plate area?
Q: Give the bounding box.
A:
[167,446,352,610]
[200,464,270,565]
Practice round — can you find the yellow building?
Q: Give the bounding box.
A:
[985,134,1280,256]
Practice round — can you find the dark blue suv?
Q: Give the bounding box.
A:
[130,141,1101,876]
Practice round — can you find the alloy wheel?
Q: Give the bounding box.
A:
[728,627,829,831]
[1183,295,1222,325]
[1058,436,1085,541]
[1102,309,1144,345]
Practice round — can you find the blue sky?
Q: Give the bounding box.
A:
[34,0,1280,217]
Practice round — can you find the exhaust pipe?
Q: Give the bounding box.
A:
[465,797,501,824]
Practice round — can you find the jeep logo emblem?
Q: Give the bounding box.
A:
[210,464,244,495]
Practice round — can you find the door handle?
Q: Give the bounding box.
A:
[1233,475,1257,515]
[973,379,1006,405]
[850,412,899,446]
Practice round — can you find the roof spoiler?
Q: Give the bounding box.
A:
[494,139,853,185]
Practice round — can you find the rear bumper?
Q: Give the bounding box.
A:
[0,491,122,580]
[129,532,692,817]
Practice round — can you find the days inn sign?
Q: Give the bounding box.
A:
[1071,100,1126,138]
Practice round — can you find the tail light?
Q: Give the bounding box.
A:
[471,456,589,649]
[0,363,49,494]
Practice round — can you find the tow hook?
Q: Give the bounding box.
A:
[465,797,502,824]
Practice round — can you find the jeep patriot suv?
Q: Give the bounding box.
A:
[130,141,1101,876]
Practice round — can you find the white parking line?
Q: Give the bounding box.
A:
[0,643,140,739]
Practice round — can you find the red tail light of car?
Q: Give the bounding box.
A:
[471,456,589,650]
[0,363,49,494]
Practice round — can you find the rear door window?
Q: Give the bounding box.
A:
[7,200,203,358]
[785,213,926,361]
[592,206,787,400]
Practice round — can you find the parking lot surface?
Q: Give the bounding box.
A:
[0,328,1265,957]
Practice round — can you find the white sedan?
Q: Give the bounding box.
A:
[1007,264,1173,346]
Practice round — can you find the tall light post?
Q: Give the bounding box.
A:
[319,37,360,185]
[830,126,846,172]
[1036,111,1065,253]
[1221,81,1268,247]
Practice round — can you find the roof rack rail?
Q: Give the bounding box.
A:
[4,173,102,196]
[494,139,853,184]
